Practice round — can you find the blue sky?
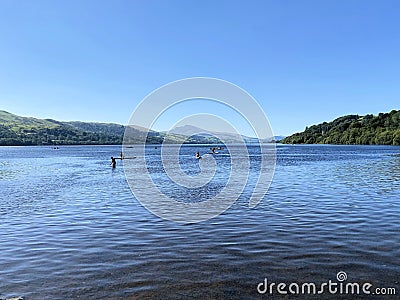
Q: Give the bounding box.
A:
[0,0,399,136]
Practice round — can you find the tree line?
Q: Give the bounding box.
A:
[282,110,400,145]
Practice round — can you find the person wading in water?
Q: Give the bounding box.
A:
[111,157,117,168]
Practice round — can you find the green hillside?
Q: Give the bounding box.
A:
[0,110,125,145]
[0,110,222,146]
[282,109,400,145]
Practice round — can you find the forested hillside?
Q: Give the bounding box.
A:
[282,110,400,145]
[0,110,222,145]
[0,110,123,145]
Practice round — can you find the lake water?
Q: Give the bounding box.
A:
[0,145,399,299]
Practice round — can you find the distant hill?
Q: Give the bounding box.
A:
[65,121,126,136]
[0,110,193,145]
[167,125,271,144]
[282,109,400,145]
[0,110,282,146]
[0,111,226,146]
[0,110,125,145]
[170,125,251,144]
[273,135,286,142]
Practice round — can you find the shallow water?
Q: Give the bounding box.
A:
[0,145,399,299]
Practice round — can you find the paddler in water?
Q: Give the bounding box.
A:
[111,157,117,168]
[195,152,201,159]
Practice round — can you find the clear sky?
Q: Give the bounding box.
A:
[0,0,399,136]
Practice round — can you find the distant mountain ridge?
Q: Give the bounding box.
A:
[0,110,123,145]
[0,110,277,146]
[0,110,197,145]
[282,109,400,145]
[166,125,278,144]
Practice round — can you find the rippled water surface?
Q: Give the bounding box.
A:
[1,145,399,299]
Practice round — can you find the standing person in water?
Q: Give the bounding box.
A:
[111,157,117,168]
[120,152,124,160]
